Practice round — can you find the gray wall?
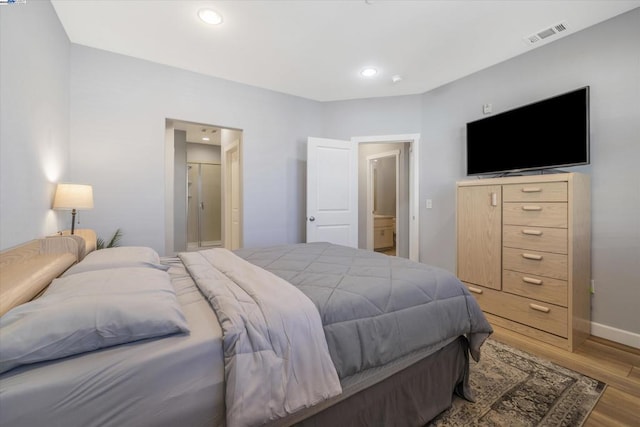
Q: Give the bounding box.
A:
[322,95,422,140]
[0,1,71,249]
[68,44,323,252]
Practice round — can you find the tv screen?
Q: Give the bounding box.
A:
[466,87,589,175]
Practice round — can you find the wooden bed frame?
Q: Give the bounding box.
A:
[0,229,97,316]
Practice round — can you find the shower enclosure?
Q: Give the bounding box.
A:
[187,162,222,249]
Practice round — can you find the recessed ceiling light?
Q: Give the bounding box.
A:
[202,137,210,141]
[198,9,223,25]
[391,75,403,83]
[360,67,378,78]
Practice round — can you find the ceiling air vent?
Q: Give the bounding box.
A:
[524,20,569,45]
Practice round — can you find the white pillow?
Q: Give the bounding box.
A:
[63,246,169,276]
[0,268,189,374]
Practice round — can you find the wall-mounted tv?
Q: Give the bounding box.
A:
[466,86,590,176]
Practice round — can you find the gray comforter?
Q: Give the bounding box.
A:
[179,249,341,427]
[234,242,493,379]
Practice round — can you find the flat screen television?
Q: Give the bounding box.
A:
[466,86,589,176]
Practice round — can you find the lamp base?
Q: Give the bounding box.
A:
[71,208,77,235]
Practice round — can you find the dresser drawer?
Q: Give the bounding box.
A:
[503,202,568,228]
[503,269,568,306]
[503,225,568,254]
[465,284,568,337]
[503,182,567,202]
[503,247,567,280]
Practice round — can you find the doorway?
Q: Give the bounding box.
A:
[366,150,400,256]
[165,119,243,255]
[354,135,419,260]
[306,134,420,261]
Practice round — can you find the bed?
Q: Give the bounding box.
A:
[0,233,492,427]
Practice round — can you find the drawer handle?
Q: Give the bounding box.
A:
[521,187,542,193]
[529,303,550,313]
[522,229,543,236]
[522,205,542,211]
[523,276,543,285]
[468,286,483,294]
[522,253,543,261]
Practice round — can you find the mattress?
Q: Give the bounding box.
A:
[234,242,491,376]
[0,258,225,427]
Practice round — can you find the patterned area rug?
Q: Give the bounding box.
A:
[429,339,606,427]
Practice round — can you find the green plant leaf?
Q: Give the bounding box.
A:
[97,228,123,250]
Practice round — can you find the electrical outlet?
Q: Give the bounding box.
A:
[590,279,595,294]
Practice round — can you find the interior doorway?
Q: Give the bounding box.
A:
[360,144,409,258]
[306,134,420,261]
[354,134,419,261]
[164,119,243,255]
[366,150,400,256]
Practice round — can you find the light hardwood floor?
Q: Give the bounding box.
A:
[490,325,640,426]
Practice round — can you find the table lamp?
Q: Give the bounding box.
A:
[53,183,94,235]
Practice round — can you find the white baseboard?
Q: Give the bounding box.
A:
[591,322,640,349]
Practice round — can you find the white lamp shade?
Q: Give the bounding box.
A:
[53,184,94,210]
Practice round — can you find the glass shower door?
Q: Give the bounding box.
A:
[200,163,222,246]
[187,162,221,249]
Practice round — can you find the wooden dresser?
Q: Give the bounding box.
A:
[456,173,590,351]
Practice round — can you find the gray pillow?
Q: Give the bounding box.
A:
[0,268,189,374]
[63,246,169,276]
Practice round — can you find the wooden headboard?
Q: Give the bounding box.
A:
[0,229,97,316]
[55,229,97,260]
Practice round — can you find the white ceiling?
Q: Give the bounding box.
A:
[51,0,639,102]
[173,121,222,145]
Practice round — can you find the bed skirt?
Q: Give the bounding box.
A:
[288,336,469,427]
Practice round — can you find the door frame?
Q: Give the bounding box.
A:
[352,134,420,261]
[365,150,400,252]
[222,138,242,250]
[164,118,243,255]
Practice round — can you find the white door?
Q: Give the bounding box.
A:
[222,138,242,250]
[306,137,358,247]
